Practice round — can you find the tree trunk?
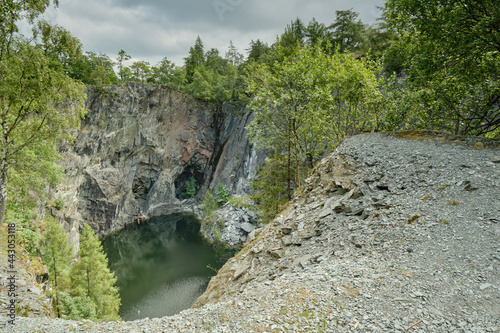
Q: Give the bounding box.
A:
[287,119,292,200]
[0,99,8,225]
[53,257,60,318]
[0,153,7,225]
[87,267,91,297]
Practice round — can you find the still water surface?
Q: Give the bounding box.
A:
[102,214,232,321]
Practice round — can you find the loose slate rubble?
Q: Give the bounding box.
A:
[3,133,499,332]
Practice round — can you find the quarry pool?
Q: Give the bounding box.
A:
[101,214,232,321]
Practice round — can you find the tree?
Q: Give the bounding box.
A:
[385,0,500,136]
[358,7,396,61]
[39,217,73,318]
[71,224,120,321]
[250,155,289,223]
[329,9,365,53]
[0,38,86,224]
[149,57,187,90]
[305,18,332,49]
[279,18,306,53]
[246,39,271,63]
[214,184,230,206]
[187,67,215,100]
[87,52,118,85]
[1,1,86,225]
[205,48,229,77]
[130,60,151,82]
[185,36,205,83]
[200,189,218,225]
[246,43,382,199]
[116,49,131,83]
[34,20,83,72]
[225,40,243,66]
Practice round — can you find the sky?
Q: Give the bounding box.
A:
[40,0,386,67]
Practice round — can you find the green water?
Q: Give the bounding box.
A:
[101,213,232,321]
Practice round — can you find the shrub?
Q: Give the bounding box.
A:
[18,228,41,257]
[58,292,97,321]
[54,196,65,210]
[182,176,199,199]
[213,230,222,240]
[215,184,230,206]
[200,190,218,225]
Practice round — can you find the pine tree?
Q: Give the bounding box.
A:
[184,36,205,83]
[39,217,73,318]
[71,224,121,321]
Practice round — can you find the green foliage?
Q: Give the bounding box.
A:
[200,189,218,225]
[150,57,187,89]
[39,217,73,318]
[329,9,365,53]
[58,292,97,321]
[246,39,271,64]
[214,184,230,206]
[67,51,118,86]
[39,221,121,321]
[71,224,121,321]
[116,49,131,83]
[54,195,65,210]
[185,36,206,83]
[247,43,383,201]
[182,176,199,199]
[18,227,41,257]
[0,11,86,224]
[384,0,500,136]
[130,60,151,82]
[227,196,254,211]
[5,141,64,221]
[251,155,290,223]
[225,40,244,66]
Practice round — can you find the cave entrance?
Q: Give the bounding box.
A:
[174,167,204,200]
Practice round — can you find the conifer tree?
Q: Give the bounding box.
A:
[184,36,205,83]
[39,217,73,318]
[71,224,121,321]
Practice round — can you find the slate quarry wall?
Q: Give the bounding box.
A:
[53,83,265,238]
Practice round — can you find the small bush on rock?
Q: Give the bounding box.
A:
[215,184,231,206]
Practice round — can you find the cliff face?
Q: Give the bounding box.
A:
[54,83,265,237]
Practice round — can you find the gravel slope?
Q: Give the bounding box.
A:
[2,132,499,332]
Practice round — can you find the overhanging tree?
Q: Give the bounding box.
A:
[0,1,86,224]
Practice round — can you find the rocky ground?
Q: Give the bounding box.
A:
[2,132,499,332]
[0,227,53,327]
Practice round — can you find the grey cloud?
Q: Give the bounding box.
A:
[49,0,384,66]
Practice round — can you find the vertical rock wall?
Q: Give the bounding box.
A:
[54,83,265,238]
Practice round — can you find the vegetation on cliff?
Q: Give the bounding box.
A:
[40,220,121,321]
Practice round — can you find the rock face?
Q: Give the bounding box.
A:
[3,132,500,332]
[54,83,265,237]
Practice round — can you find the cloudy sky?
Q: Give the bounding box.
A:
[41,0,386,67]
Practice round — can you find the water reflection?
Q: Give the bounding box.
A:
[102,213,231,321]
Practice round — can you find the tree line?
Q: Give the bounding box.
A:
[56,8,398,102]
